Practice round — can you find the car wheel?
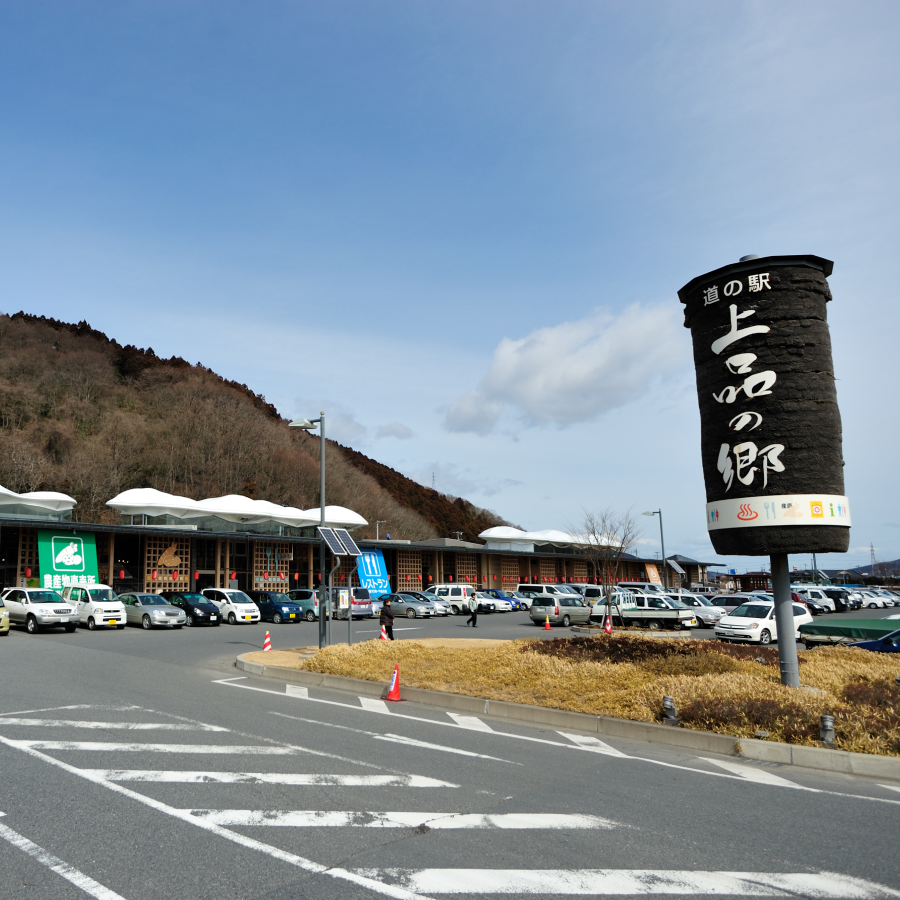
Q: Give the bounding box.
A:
[406,608,417,619]
[561,614,571,627]
[25,615,38,634]
[305,610,315,621]
[273,613,283,624]
[868,603,877,609]
[87,616,97,630]
[648,620,663,631]
[759,629,772,645]
[142,615,152,630]
[185,614,194,626]
[671,619,683,631]
[64,624,76,633]
[228,612,237,624]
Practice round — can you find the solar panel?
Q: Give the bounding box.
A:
[317,526,347,556]
[334,528,362,557]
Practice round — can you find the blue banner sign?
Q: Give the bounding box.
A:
[357,549,390,597]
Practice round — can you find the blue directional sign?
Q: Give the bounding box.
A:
[357,549,390,597]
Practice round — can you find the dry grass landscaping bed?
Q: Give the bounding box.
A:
[255,634,900,757]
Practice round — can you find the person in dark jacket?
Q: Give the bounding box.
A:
[380,596,395,640]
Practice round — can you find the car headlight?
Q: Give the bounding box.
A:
[282,607,290,612]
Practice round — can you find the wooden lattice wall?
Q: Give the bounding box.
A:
[252,541,290,590]
[397,549,423,589]
[572,560,588,581]
[143,536,191,592]
[539,558,557,582]
[500,556,520,582]
[18,529,38,586]
[456,553,477,583]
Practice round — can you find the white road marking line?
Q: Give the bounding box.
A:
[0,704,136,717]
[558,733,627,757]
[222,685,900,807]
[188,811,615,830]
[0,737,432,900]
[270,712,518,764]
[0,718,228,731]
[447,714,493,732]
[85,770,457,787]
[0,814,127,900]
[353,868,900,897]
[703,758,802,788]
[8,740,298,754]
[355,627,424,633]
[880,784,900,795]
[360,697,391,713]
[285,685,308,698]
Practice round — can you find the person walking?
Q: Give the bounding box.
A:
[465,592,478,628]
[380,596,395,641]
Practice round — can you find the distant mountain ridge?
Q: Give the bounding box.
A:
[0,311,507,541]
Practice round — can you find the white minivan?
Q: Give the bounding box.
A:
[61,584,127,630]
[427,584,476,615]
[201,588,261,624]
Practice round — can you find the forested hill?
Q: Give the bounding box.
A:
[0,312,507,541]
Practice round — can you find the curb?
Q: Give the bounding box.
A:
[571,626,694,639]
[235,654,900,781]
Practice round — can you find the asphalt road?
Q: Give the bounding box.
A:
[0,617,899,899]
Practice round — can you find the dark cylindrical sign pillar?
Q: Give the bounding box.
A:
[679,255,850,686]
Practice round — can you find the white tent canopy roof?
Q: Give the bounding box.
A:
[107,488,367,529]
[479,525,621,549]
[0,484,77,513]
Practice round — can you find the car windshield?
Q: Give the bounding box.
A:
[664,597,689,609]
[28,591,66,603]
[87,588,117,602]
[556,586,581,595]
[178,593,208,602]
[138,596,169,605]
[224,591,254,604]
[688,595,712,606]
[269,593,291,602]
[730,604,771,618]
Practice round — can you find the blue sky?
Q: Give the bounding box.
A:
[2,1,898,573]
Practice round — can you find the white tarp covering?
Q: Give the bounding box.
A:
[479,525,621,550]
[0,484,77,513]
[107,488,367,529]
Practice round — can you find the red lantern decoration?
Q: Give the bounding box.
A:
[119,569,125,579]
[193,570,199,580]
[230,572,237,580]
[493,574,496,581]
[152,570,158,580]
[278,572,284,580]
[317,573,322,581]
[449,575,453,582]
[264,572,269,581]
[406,574,410,581]
[482,575,487,582]
[294,573,299,581]
[172,570,179,580]
[417,574,421,580]
[428,575,432,582]
[25,567,32,578]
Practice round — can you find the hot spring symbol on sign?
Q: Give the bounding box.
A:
[53,537,85,572]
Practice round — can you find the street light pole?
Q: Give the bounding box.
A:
[642,510,667,589]
[376,520,386,540]
[290,411,328,648]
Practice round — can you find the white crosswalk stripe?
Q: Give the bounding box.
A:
[559,732,627,757]
[352,868,900,897]
[0,718,227,731]
[360,697,392,713]
[8,740,298,754]
[87,770,456,787]
[187,811,616,829]
[703,758,802,788]
[447,713,494,732]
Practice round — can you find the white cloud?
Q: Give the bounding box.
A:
[325,410,369,445]
[444,303,688,434]
[375,422,415,440]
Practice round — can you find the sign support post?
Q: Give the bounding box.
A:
[770,553,799,687]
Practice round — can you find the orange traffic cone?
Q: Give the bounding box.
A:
[386,664,403,702]
[379,624,388,641]
[543,615,551,631]
[604,615,612,635]
[262,631,272,651]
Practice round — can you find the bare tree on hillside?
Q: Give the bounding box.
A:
[573,508,640,628]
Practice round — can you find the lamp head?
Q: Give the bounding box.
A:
[642,511,656,517]
[289,418,316,430]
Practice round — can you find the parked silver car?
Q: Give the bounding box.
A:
[528,593,591,627]
[119,593,186,629]
[379,593,436,618]
[708,593,761,615]
[399,590,450,616]
[0,588,77,633]
[669,592,724,627]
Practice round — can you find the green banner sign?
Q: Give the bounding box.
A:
[37,530,99,590]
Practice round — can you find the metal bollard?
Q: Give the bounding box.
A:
[819,714,835,746]
[662,695,679,726]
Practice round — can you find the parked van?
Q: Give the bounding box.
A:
[61,584,126,630]
[201,588,261,624]
[517,583,570,600]
[427,583,476,615]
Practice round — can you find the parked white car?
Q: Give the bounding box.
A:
[857,591,888,609]
[427,584,476,615]
[478,592,512,612]
[202,588,262,624]
[714,599,812,645]
[792,586,835,612]
[669,591,725,628]
[61,584,126,630]
[0,587,77,634]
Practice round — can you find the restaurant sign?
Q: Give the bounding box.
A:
[38,530,100,589]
